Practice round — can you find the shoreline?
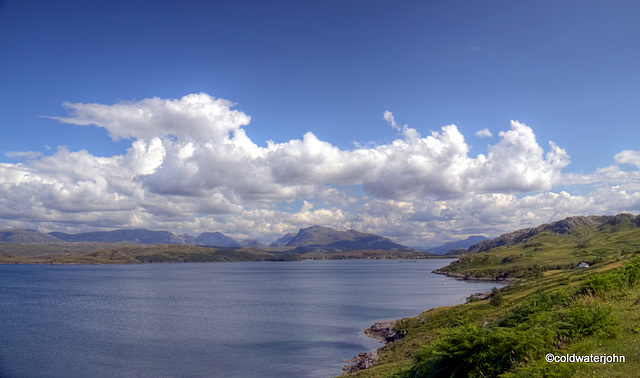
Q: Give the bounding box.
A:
[0,254,456,265]
[343,320,405,375]
[431,268,516,283]
[342,272,512,375]
[0,244,453,265]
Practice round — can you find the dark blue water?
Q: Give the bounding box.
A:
[0,260,501,377]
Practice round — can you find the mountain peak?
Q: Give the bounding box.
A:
[283,225,412,252]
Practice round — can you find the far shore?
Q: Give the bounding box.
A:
[0,243,454,265]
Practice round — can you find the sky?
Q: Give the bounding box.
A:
[0,0,638,246]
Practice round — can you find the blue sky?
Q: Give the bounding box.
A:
[0,0,638,245]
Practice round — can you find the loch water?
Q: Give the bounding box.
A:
[0,259,502,377]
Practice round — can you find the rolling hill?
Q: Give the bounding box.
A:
[437,213,640,280]
[194,232,241,247]
[0,229,61,243]
[458,213,640,255]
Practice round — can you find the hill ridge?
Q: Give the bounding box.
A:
[459,213,639,255]
[0,229,61,243]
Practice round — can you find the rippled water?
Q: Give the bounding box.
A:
[0,260,502,377]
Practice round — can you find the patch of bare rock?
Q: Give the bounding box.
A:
[343,320,405,375]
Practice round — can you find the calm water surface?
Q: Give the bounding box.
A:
[0,259,502,377]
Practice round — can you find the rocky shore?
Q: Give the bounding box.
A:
[363,320,405,343]
[432,269,515,283]
[343,350,379,375]
[341,288,504,375]
[342,320,405,375]
[466,291,492,302]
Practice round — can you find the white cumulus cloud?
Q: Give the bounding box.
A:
[49,93,251,143]
[0,93,637,246]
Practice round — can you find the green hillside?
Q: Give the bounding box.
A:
[344,213,640,377]
[437,214,640,281]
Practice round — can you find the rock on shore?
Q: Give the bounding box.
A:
[343,350,378,375]
[363,320,404,343]
[466,291,492,302]
[343,320,405,375]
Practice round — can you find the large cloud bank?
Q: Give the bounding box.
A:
[1,93,638,245]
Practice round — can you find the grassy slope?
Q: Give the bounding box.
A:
[345,220,640,377]
[436,222,640,280]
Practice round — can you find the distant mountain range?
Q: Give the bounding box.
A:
[4,215,638,255]
[0,225,408,252]
[2,214,637,262]
[49,229,190,244]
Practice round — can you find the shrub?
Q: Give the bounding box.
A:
[410,325,553,377]
[489,287,504,307]
[556,303,618,339]
[581,257,640,297]
[499,289,573,328]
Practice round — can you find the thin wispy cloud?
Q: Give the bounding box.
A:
[475,128,493,138]
[383,111,402,132]
[615,150,640,169]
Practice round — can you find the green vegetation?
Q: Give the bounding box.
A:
[346,257,640,377]
[0,243,434,264]
[0,241,134,257]
[343,216,640,377]
[436,218,640,281]
[488,287,504,307]
[0,244,284,264]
